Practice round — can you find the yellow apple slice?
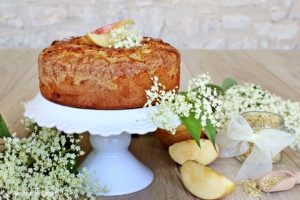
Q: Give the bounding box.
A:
[92,19,134,34]
[87,33,111,47]
[169,139,219,165]
[180,161,235,200]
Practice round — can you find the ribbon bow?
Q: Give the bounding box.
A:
[217,115,295,180]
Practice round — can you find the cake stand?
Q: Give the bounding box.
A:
[23,93,165,196]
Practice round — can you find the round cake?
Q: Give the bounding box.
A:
[38,36,180,109]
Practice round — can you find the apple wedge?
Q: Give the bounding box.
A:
[87,33,111,47]
[92,19,134,34]
[180,161,235,199]
[169,139,219,165]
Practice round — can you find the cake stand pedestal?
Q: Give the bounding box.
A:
[23,93,160,196]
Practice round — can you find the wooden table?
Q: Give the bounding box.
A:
[1,49,300,200]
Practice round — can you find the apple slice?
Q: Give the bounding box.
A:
[92,19,134,34]
[180,161,235,200]
[169,139,219,165]
[87,33,111,47]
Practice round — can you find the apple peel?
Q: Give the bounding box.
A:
[92,19,134,35]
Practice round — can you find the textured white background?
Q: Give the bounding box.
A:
[0,0,300,49]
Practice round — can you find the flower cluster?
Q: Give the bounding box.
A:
[0,120,103,200]
[144,76,180,132]
[187,74,223,127]
[145,74,223,135]
[222,84,300,148]
[109,27,142,49]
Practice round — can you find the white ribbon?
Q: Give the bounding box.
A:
[217,115,296,180]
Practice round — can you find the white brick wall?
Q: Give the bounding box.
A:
[0,0,299,49]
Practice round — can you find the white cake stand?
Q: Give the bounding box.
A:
[23,93,160,196]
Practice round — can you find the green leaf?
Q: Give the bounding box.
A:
[0,114,11,138]
[179,91,188,97]
[206,84,225,95]
[221,78,238,91]
[204,119,217,151]
[180,113,202,147]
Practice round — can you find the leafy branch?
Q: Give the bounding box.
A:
[178,78,237,148]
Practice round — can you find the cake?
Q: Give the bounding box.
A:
[38,22,180,110]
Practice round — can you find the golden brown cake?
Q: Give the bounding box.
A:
[38,36,180,109]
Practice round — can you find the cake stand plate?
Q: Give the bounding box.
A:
[24,93,161,196]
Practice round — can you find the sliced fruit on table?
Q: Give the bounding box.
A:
[169,139,219,165]
[180,161,235,200]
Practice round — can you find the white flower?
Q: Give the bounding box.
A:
[145,74,223,134]
[221,84,300,148]
[0,121,105,199]
[109,27,142,49]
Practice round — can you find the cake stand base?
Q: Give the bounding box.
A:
[82,133,154,196]
[23,93,172,196]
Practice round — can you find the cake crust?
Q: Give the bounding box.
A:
[39,36,180,109]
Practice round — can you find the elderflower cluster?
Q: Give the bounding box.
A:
[0,120,103,200]
[109,27,142,49]
[144,74,223,134]
[187,74,223,127]
[222,84,300,148]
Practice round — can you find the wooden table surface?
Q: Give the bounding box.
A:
[1,49,300,200]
